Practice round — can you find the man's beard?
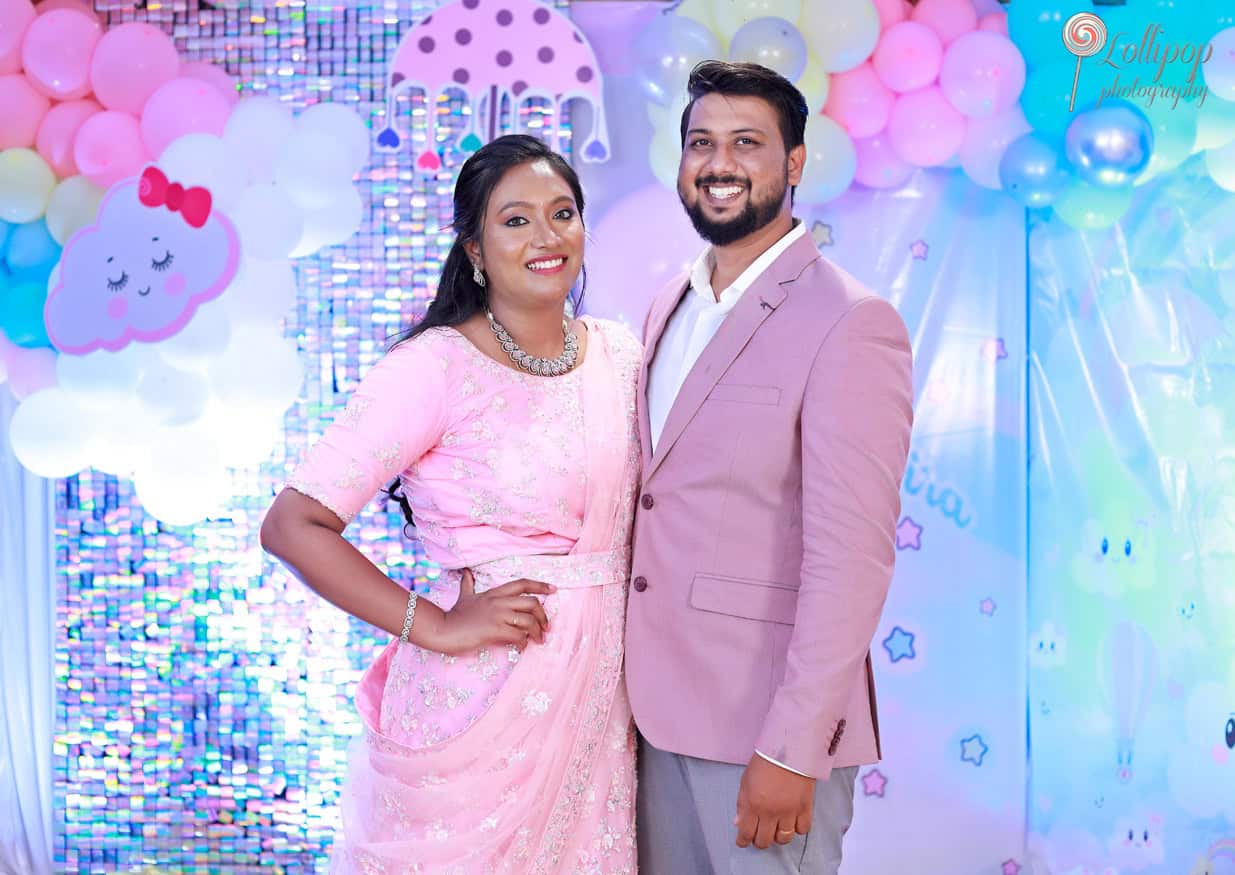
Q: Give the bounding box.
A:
[680,172,787,246]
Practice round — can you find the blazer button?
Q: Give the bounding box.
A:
[641,494,655,510]
[632,576,648,592]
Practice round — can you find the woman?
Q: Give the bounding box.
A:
[261,135,641,873]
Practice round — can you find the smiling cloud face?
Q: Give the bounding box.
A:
[1167,669,1235,821]
[45,171,240,355]
[1106,811,1165,870]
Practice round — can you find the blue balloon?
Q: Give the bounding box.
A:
[633,14,721,106]
[0,221,11,259]
[1065,103,1153,188]
[728,17,807,83]
[5,219,60,272]
[0,274,52,348]
[999,133,1071,208]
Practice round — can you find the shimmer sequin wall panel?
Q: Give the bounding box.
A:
[56,2,569,872]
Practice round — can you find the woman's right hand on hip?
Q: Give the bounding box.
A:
[434,569,555,655]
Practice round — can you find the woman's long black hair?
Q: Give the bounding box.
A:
[385,134,588,530]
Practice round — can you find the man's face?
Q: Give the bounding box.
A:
[677,93,804,246]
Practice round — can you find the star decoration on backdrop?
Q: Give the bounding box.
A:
[980,597,997,616]
[1001,859,1022,875]
[895,516,922,550]
[981,338,1008,362]
[882,626,916,663]
[909,239,929,260]
[861,768,887,798]
[960,734,989,766]
[811,220,833,247]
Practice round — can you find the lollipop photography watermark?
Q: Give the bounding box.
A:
[1062,11,1213,111]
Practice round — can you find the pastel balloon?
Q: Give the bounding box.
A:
[872,22,943,93]
[1206,138,1235,192]
[1196,96,1235,151]
[872,0,907,28]
[73,111,148,190]
[1204,29,1235,102]
[1053,179,1132,230]
[0,148,55,223]
[180,61,238,106]
[218,258,296,327]
[824,62,894,139]
[709,0,801,38]
[978,11,1009,36]
[8,387,93,474]
[20,9,100,100]
[853,131,914,188]
[44,170,242,354]
[0,0,35,75]
[34,0,100,20]
[35,98,100,177]
[998,133,1069,207]
[794,55,831,112]
[289,185,364,258]
[799,0,880,73]
[0,74,51,149]
[90,23,180,115]
[959,106,1031,189]
[159,133,247,212]
[632,14,722,106]
[141,77,232,159]
[296,102,370,177]
[0,275,52,347]
[44,175,103,245]
[796,114,857,204]
[1064,104,1153,188]
[207,323,303,412]
[647,122,681,192]
[887,86,966,167]
[55,346,141,409]
[6,218,58,270]
[274,131,353,209]
[728,17,808,82]
[230,182,303,260]
[1136,99,1197,183]
[222,97,295,184]
[911,0,978,45]
[136,360,209,426]
[939,31,1026,118]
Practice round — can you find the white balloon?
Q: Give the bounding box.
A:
[133,432,231,525]
[199,401,284,467]
[232,183,304,260]
[710,0,801,38]
[289,185,364,257]
[796,114,857,204]
[156,299,233,371]
[275,132,354,210]
[296,102,371,176]
[798,0,880,73]
[208,324,303,412]
[55,347,142,408]
[83,400,158,478]
[9,388,92,478]
[219,257,297,327]
[158,133,248,211]
[223,96,296,184]
[137,362,210,426]
[44,176,103,246]
[649,124,682,192]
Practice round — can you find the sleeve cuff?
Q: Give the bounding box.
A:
[755,749,813,779]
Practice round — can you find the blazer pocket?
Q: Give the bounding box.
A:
[707,383,781,405]
[689,574,798,625]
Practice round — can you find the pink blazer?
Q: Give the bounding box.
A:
[624,231,914,780]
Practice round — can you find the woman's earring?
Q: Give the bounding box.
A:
[472,263,486,287]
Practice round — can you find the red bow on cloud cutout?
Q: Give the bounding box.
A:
[138,166,213,229]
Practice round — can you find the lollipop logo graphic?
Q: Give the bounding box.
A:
[1063,12,1108,111]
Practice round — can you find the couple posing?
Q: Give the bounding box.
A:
[262,61,914,874]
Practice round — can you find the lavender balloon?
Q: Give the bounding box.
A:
[1064,103,1153,189]
[633,14,721,106]
[998,133,1070,208]
[728,17,808,84]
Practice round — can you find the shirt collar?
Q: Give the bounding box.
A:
[688,219,807,305]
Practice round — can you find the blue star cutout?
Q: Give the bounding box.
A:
[882,626,916,663]
[960,734,989,766]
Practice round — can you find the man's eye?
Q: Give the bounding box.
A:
[691,139,709,148]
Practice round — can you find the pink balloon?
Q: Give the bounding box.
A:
[35,0,100,20]
[872,22,944,93]
[140,77,233,159]
[978,12,1009,37]
[7,346,57,400]
[887,86,967,167]
[20,9,100,100]
[584,184,704,329]
[0,73,50,149]
[911,0,979,46]
[939,31,1026,118]
[854,131,915,188]
[74,110,148,189]
[90,23,180,115]
[872,0,907,29]
[35,98,100,177]
[959,105,1031,188]
[180,61,239,106]
[824,63,895,139]
[0,0,35,75]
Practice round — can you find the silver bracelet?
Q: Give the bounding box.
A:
[399,589,418,644]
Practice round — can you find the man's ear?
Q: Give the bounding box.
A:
[787,143,806,187]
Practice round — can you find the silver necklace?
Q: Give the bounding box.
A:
[486,310,579,376]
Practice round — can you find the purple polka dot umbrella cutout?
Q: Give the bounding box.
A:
[375,0,610,170]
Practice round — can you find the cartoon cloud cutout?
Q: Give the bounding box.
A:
[45,166,241,355]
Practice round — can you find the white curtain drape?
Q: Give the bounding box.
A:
[0,388,55,875]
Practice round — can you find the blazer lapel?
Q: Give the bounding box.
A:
[645,232,820,483]
[636,275,691,477]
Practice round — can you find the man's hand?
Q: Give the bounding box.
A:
[734,754,816,849]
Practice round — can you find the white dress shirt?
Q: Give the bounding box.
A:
[646,219,813,778]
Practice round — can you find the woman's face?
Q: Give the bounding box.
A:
[467,159,584,313]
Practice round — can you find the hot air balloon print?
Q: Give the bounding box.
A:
[375,0,611,172]
[1097,620,1158,784]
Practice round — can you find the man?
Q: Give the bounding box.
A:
[626,61,914,874]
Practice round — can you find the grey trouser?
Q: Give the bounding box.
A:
[637,736,859,875]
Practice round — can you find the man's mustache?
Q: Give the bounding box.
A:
[695,175,749,188]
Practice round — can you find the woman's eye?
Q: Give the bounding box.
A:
[151,250,175,271]
[554,208,574,221]
[107,272,129,292]
[504,216,528,227]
